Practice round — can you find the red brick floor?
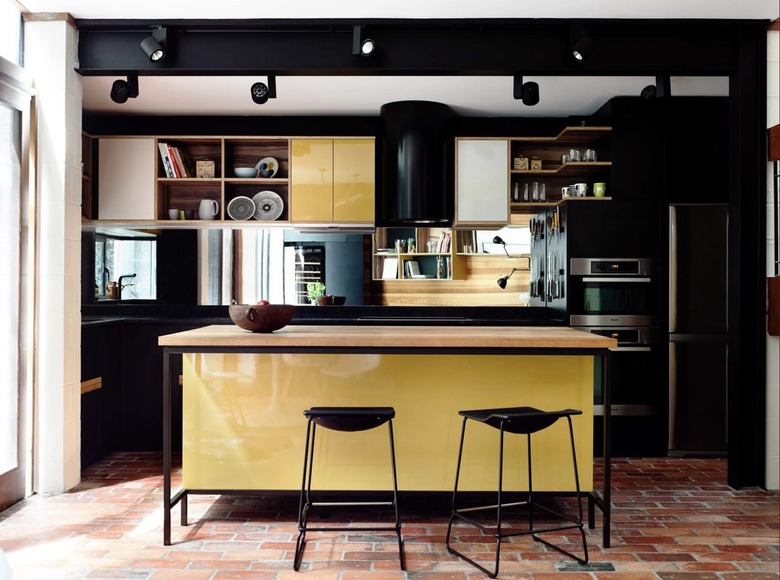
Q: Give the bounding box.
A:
[0,453,777,579]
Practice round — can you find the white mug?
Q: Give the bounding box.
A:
[198,199,219,220]
[574,183,588,197]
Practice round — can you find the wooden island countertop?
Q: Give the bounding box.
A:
[158,324,617,350]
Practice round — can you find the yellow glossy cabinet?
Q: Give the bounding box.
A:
[291,138,374,223]
[333,139,375,222]
[290,139,333,222]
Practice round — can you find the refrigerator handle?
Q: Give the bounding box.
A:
[668,342,677,450]
[669,206,678,333]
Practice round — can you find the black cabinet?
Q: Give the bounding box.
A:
[661,98,729,204]
[80,323,121,468]
[117,323,200,452]
[81,320,206,461]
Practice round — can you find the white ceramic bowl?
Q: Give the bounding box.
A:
[234,167,257,178]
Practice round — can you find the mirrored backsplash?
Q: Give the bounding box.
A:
[83,225,531,307]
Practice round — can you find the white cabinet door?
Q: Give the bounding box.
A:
[455,139,509,227]
[98,138,155,219]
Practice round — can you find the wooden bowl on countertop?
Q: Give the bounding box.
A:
[229,304,295,333]
[315,295,346,306]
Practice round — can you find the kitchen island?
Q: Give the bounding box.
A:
[159,324,616,547]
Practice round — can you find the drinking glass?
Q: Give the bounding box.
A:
[539,183,546,202]
[569,148,581,162]
[584,148,597,162]
[531,181,539,202]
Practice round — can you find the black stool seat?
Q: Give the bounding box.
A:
[304,406,395,432]
[458,407,582,434]
[294,406,403,572]
[446,406,588,578]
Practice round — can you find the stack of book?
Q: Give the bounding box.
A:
[435,230,451,253]
[158,142,194,177]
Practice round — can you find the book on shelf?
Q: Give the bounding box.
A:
[172,146,191,178]
[403,260,421,279]
[158,142,194,178]
[158,142,175,177]
[381,257,398,279]
[435,230,451,253]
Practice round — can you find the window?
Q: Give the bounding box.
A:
[95,234,157,300]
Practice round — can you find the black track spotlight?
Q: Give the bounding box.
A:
[641,75,671,99]
[109,75,138,104]
[513,76,540,106]
[250,76,277,105]
[497,268,520,289]
[139,27,166,62]
[352,25,376,57]
[570,25,595,62]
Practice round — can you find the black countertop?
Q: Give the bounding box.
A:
[81,304,562,327]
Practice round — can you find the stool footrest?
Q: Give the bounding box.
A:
[298,525,401,533]
[451,510,586,539]
[311,500,395,507]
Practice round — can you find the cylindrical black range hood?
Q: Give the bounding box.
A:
[378,101,453,226]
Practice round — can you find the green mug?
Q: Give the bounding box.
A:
[593,182,606,197]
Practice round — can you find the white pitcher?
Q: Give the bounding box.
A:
[198,199,218,220]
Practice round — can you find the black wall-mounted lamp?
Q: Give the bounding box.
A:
[492,235,511,257]
[494,236,520,288]
[110,74,139,104]
[497,268,521,289]
[251,76,277,104]
[570,25,595,62]
[352,25,376,57]
[513,76,539,106]
[140,27,167,62]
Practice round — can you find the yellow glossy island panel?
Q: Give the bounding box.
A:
[182,352,594,493]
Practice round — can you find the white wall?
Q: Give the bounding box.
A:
[24,17,82,493]
[766,29,779,491]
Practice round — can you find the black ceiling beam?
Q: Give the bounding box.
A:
[74,18,760,77]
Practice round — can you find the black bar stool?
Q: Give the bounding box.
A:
[445,406,588,578]
[294,406,404,571]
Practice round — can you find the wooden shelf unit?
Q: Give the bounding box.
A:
[154,136,291,223]
[372,227,465,281]
[509,126,612,211]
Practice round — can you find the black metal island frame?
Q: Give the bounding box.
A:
[159,324,616,548]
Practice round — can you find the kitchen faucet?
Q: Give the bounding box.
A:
[118,273,136,302]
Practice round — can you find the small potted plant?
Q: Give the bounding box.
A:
[307,281,331,305]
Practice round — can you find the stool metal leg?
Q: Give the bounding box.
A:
[529,416,588,564]
[295,416,404,572]
[294,418,316,571]
[386,419,405,570]
[446,415,589,578]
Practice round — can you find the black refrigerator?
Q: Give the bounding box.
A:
[668,204,728,456]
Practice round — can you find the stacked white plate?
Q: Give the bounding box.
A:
[252,191,284,220]
[227,196,256,220]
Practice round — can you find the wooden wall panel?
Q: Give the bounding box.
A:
[370,256,531,306]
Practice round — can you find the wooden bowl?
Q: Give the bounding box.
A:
[229,304,295,332]
[315,295,346,306]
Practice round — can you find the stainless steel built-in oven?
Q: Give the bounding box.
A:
[569,258,658,327]
[570,258,664,456]
[576,326,662,416]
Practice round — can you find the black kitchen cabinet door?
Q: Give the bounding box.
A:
[117,323,196,452]
[81,323,121,468]
[661,98,729,204]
